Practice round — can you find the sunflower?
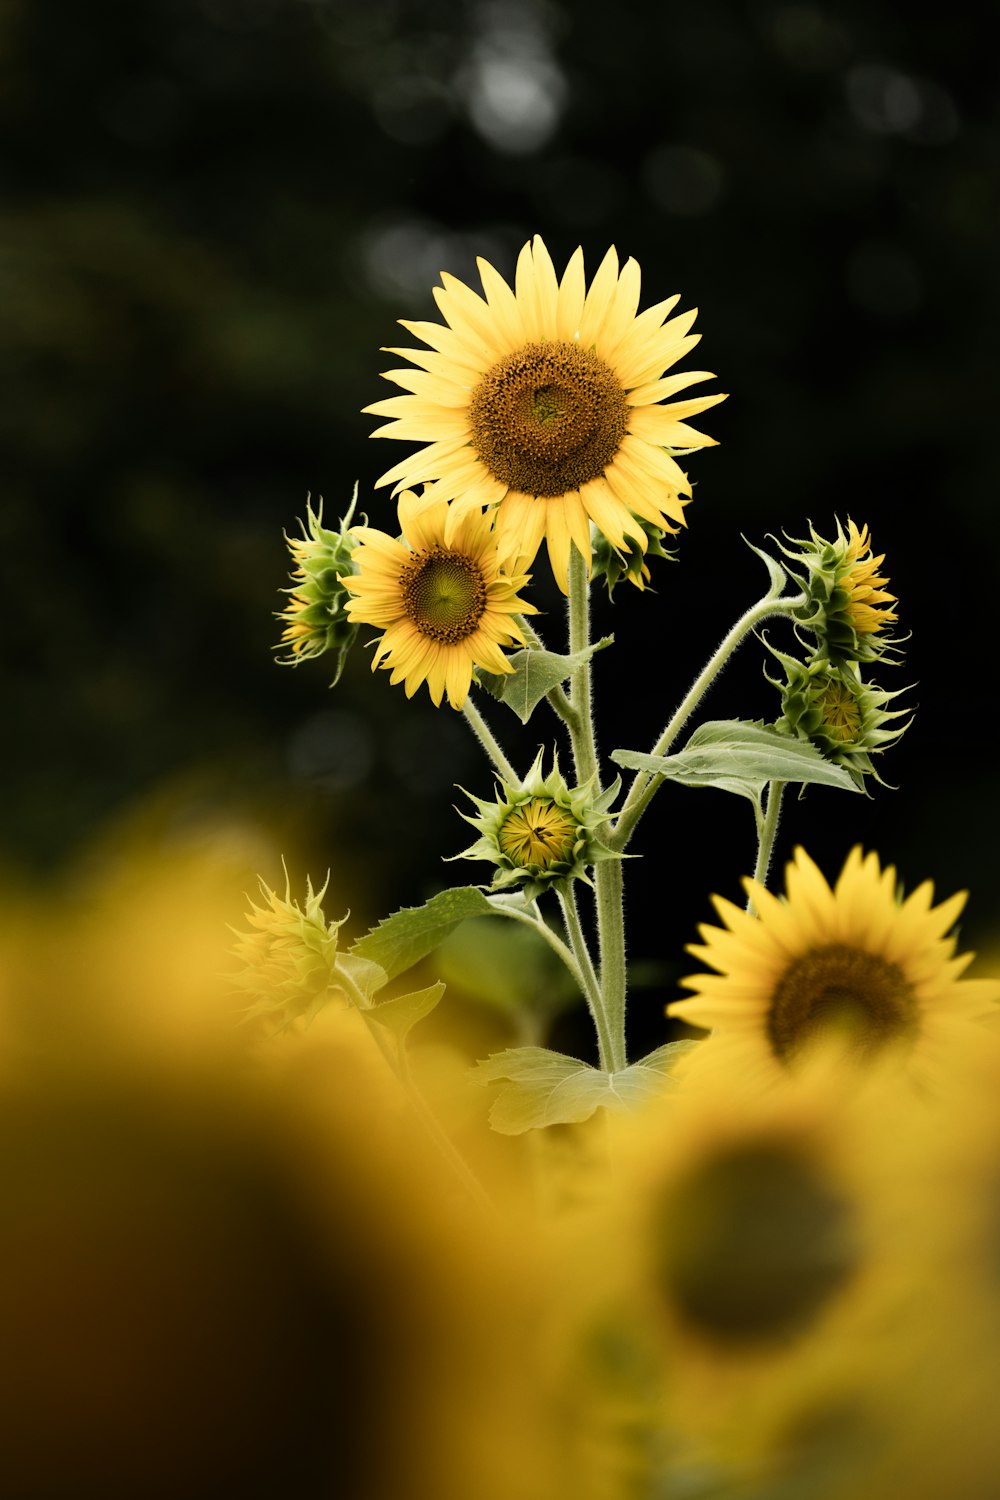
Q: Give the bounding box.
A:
[340,489,534,710]
[668,847,999,1091]
[364,236,726,590]
[781,518,899,665]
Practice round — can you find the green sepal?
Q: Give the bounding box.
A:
[349,886,495,982]
[612,719,862,803]
[369,980,446,1041]
[592,522,677,598]
[478,636,613,723]
[472,1041,696,1135]
[742,536,790,601]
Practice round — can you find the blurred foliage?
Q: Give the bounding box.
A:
[2,0,997,1056]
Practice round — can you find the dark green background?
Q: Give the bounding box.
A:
[3,0,996,1055]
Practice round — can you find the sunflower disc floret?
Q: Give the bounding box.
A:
[455,748,621,900]
[275,489,361,685]
[779,518,900,666]
[365,235,726,592]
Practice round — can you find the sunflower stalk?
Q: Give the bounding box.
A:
[332,958,495,1214]
[557,885,616,1070]
[564,544,629,1071]
[462,697,518,783]
[748,779,786,914]
[610,589,807,851]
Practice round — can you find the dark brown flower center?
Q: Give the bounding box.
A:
[399,547,486,643]
[468,340,629,497]
[767,944,917,1064]
[658,1140,858,1347]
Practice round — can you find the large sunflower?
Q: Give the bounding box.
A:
[668,847,999,1091]
[365,236,726,590]
[340,489,534,710]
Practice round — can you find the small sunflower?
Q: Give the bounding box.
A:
[668,847,1000,1091]
[340,490,535,710]
[365,236,725,591]
[780,518,899,665]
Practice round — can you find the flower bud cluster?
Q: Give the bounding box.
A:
[766,519,911,789]
[275,490,360,685]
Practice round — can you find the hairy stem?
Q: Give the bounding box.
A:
[463,696,518,783]
[610,591,806,851]
[747,780,785,913]
[557,886,614,1070]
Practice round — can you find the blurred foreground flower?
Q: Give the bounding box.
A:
[669,846,1000,1091]
[229,867,345,1028]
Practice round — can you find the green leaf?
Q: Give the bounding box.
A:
[370,980,445,1040]
[434,917,578,1017]
[473,1042,693,1135]
[350,886,495,982]
[612,719,860,800]
[479,636,613,723]
[333,952,389,1001]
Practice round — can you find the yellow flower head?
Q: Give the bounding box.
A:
[365,236,726,591]
[668,847,1000,1092]
[781,518,900,665]
[340,490,535,710]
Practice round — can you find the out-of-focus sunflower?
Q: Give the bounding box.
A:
[668,847,999,1092]
[340,489,535,709]
[365,236,725,590]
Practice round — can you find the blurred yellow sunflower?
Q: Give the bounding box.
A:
[668,847,1000,1091]
[340,489,535,710]
[365,236,725,590]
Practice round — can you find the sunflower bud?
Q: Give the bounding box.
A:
[230,868,346,1026]
[454,749,621,901]
[778,518,900,666]
[765,641,912,789]
[275,489,360,685]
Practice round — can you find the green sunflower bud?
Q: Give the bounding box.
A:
[765,640,913,790]
[275,488,361,685]
[453,748,621,901]
[777,517,900,666]
[229,867,347,1027]
[591,519,676,598]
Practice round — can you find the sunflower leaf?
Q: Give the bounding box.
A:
[478,636,614,724]
[369,980,446,1040]
[473,1041,691,1135]
[350,886,495,982]
[611,719,861,798]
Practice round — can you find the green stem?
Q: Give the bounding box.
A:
[610,591,806,851]
[593,858,628,1070]
[747,780,785,914]
[566,545,600,790]
[333,959,494,1213]
[557,885,613,1070]
[488,897,599,1015]
[463,697,518,783]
